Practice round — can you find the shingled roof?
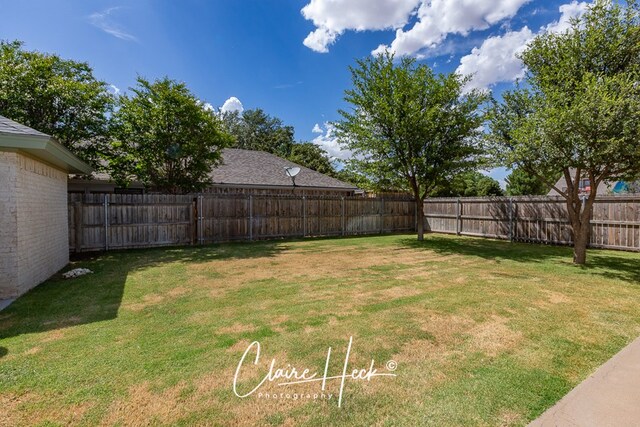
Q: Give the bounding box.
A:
[211,148,357,190]
[0,115,92,174]
[0,115,49,138]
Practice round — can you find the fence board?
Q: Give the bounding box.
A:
[424,196,640,252]
[69,193,416,252]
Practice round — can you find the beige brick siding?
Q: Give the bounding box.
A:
[0,152,69,299]
[0,152,19,298]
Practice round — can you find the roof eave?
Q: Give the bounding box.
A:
[0,133,93,174]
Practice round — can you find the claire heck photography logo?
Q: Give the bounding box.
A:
[233,336,398,408]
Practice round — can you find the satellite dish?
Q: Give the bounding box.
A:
[284,167,300,178]
[284,167,300,187]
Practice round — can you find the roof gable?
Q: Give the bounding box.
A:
[0,115,92,174]
[211,148,357,190]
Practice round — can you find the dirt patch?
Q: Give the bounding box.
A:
[167,286,190,298]
[102,382,187,426]
[23,346,41,356]
[469,316,523,357]
[533,290,572,308]
[219,323,257,334]
[124,294,164,311]
[227,339,253,353]
[0,392,91,427]
[40,329,66,343]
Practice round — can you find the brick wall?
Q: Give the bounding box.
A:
[0,152,19,298]
[0,151,69,299]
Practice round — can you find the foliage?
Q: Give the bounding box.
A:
[286,142,337,176]
[222,108,295,158]
[337,52,488,239]
[108,77,231,193]
[488,0,640,263]
[432,171,504,197]
[505,167,554,196]
[0,40,114,165]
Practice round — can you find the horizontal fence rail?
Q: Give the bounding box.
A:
[68,193,416,252]
[423,196,640,252]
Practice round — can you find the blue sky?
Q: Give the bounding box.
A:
[1,0,591,186]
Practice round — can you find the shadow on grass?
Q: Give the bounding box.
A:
[400,234,640,284]
[0,240,288,340]
[0,347,7,358]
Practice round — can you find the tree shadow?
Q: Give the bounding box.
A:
[0,240,288,341]
[399,234,640,284]
[0,347,7,358]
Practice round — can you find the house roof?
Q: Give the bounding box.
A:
[0,115,50,138]
[0,115,92,174]
[210,148,357,190]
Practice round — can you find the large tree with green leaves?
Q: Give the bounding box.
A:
[222,108,295,158]
[505,167,554,196]
[337,53,488,240]
[0,40,113,165]
[108,77,231,193]
[489,0,640,264]
[287,142,337,176]
[432,171,504,197]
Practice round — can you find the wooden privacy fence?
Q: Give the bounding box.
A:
[423,196,640,252]
[68,193,416,252]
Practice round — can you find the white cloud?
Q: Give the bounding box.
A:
[89,7,138,42]
[203,103,214,112]
[312,123,323,133]
[220,96,244,114]
[312,123,353,161]
[373,0,531,57]
[109,84,120,95]
[543,1,589,34]
[301,0,420,53]
[456,27,533,91]
[456,1,589,91]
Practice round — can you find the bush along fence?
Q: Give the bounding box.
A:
[423,196,640,252]
[68,193,417,252]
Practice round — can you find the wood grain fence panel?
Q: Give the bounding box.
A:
[69,193,417,252]
[424,196,640,251]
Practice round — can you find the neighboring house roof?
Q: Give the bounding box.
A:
[0,115,92,174]
[547,168,639,196]
[210,148,357,190]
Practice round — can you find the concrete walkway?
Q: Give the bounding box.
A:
[529,337,640,427]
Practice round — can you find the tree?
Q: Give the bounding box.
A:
[0,40,113,165]
[287,142,337,176]
[432,171,504,197]
[505,167,553,196]
[108,77,231,193]
[222,108,295,158]
[488,0,640,264]
[337,53,488,240]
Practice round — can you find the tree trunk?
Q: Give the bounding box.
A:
[573,227,589,265]
[416,197,425,241]
[567,197,594,265]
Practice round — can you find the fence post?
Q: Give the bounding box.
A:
[197,195,204,244]
[103,195,109,251]
[415,200,418,232]
[380,197,384,234]
[189,199,196,245]
[341,197,345,236]
[74,201,83,253]
[456,198,461,236]
[302,195,307,237]
[248,194,253,241]
[508,198,514,242]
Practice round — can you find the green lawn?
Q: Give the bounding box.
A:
[1,234,640,426]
